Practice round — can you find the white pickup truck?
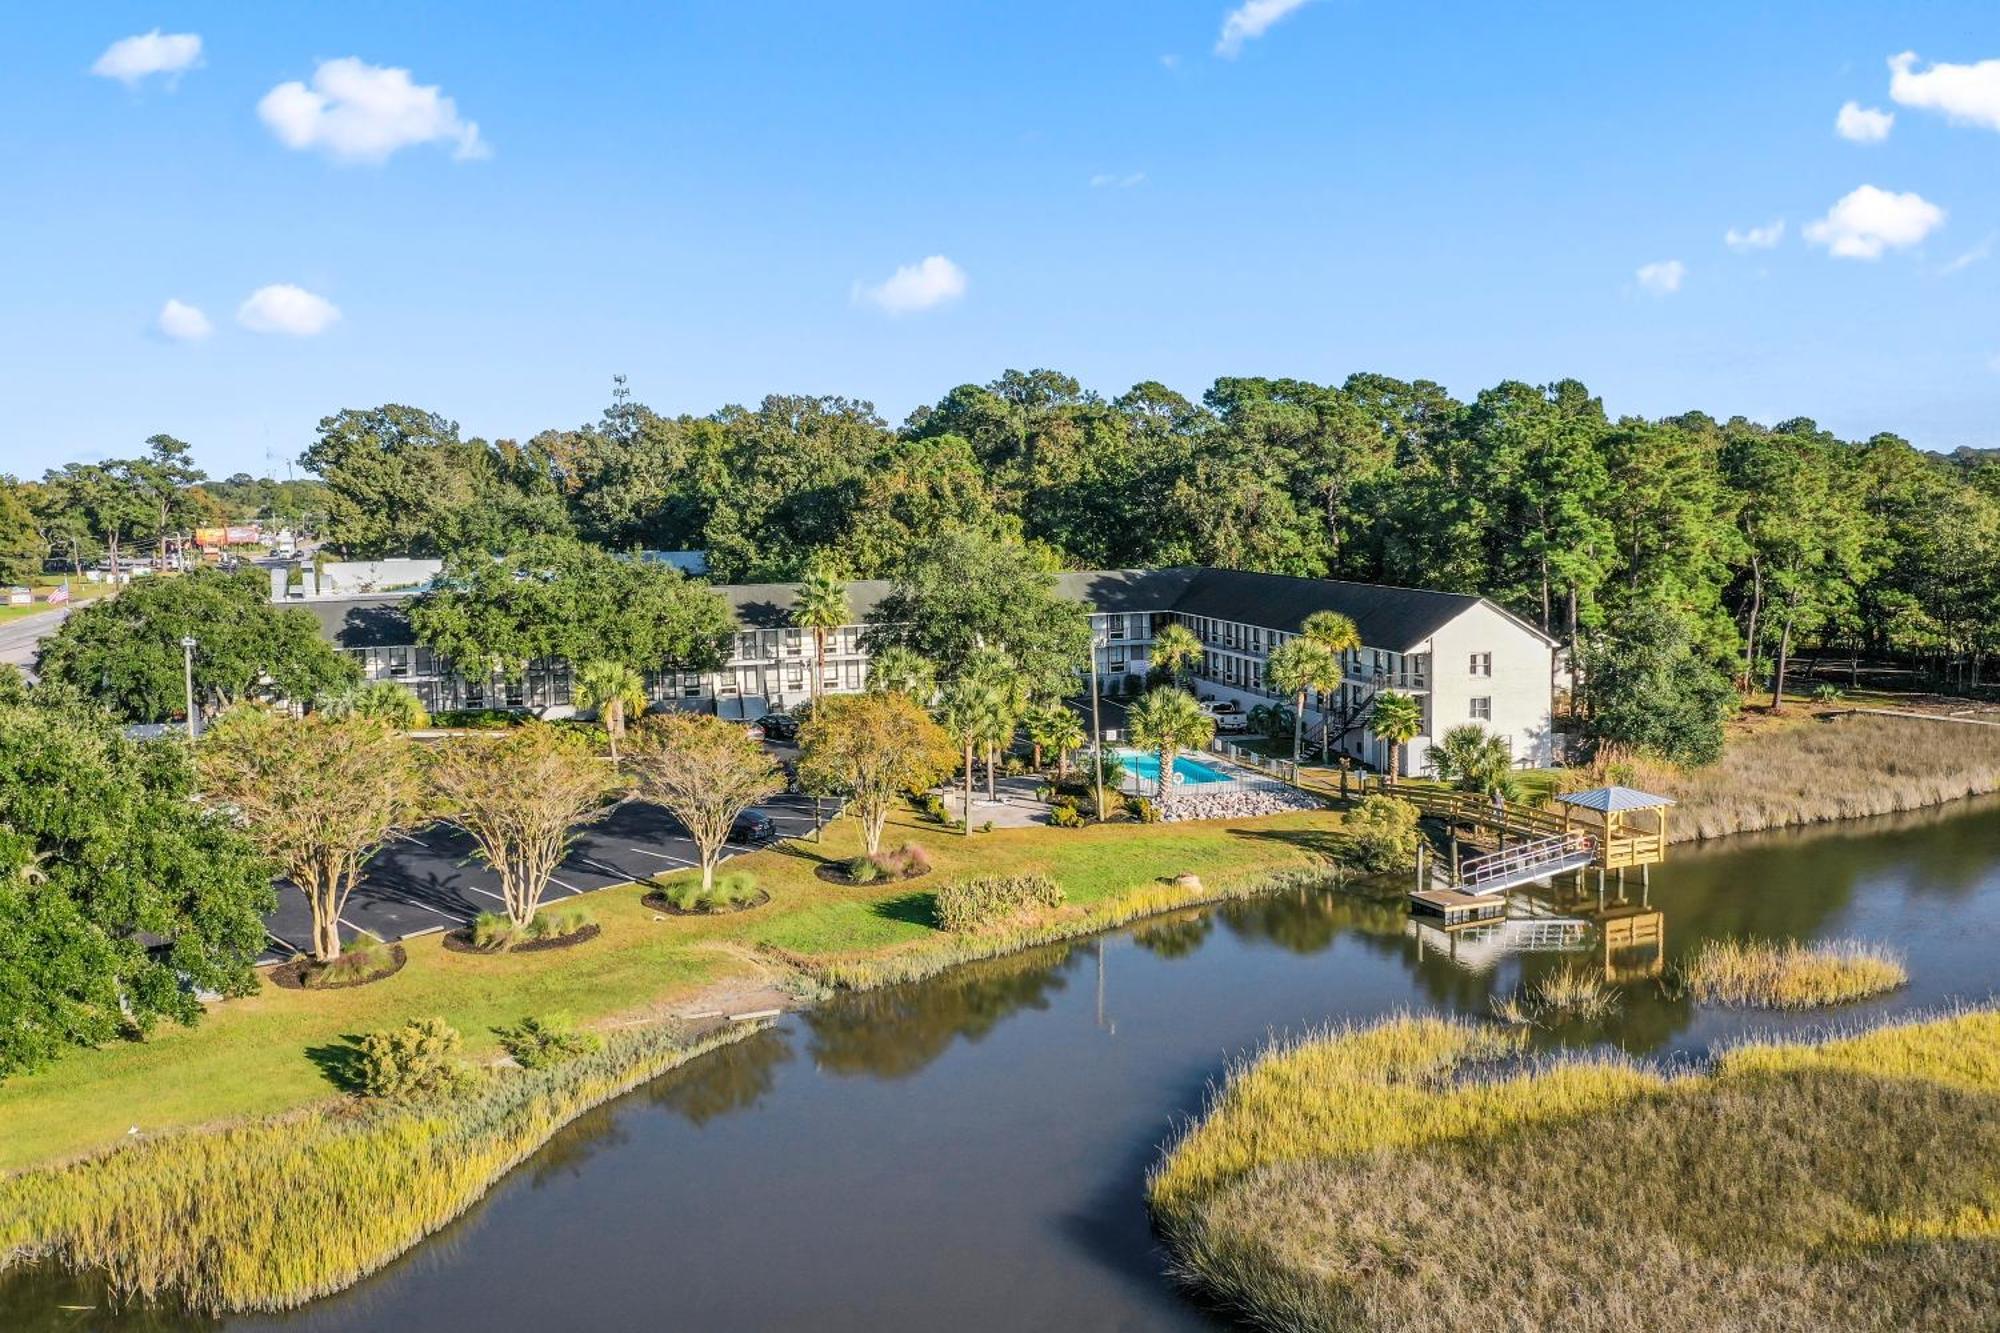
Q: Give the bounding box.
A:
[1200,699,1249,732]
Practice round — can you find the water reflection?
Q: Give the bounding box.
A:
[803,942,1076,1079]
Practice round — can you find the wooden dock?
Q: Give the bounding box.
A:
[1408,888,1509,927]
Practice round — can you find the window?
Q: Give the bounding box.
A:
[681,671,701,699]
[387,646,409,678]
[1108,614,1126,640]
[1109,649,1127,670]
[1470,696,1492,721]
[786,663,804,687]
[785,629,802,655]
[1469,652,1492,677]
[843,661,862,689]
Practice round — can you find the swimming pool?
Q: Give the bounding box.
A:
[1115,747,1233,789]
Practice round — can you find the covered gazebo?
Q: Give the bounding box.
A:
[1556,785,1674,871]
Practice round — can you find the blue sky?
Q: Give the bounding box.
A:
[6,2,2000,476]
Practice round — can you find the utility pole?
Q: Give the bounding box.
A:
[1089,626,1106,821]
[180,635,199,742]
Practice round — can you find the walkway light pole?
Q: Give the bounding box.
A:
[180,635,198,742]
[1089,626,1105,821]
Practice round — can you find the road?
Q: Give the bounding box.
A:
[260,790,830,962]
[0,606,68,672]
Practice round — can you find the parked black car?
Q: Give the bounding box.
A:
[761,713,800,741]
[730,811,778,844]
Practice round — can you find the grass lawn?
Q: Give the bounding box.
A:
[0,805,1350,1173]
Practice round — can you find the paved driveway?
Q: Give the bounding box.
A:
[259,791,830,962]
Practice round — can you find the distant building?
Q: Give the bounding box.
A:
[298,567,1555,772]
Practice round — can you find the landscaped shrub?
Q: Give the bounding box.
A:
[933,873,1065,932]
[494,1014,602,1070]
[845,855,884,884]
[657,871,763,912]
[430,708,523,730]
[869,842,932,879]
[1677,938,1906,1009]
[918,793,952,824]
[1128,796,1161,824]
[526,906,594,941]
[470,911,515,950]
[1342,795,1422,871]
[1048,800,1085,828]
[305,934,397,989]
[355,1017,467,1100]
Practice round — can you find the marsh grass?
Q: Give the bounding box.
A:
[1664,713,2000,839]
[1677,937,1907,1009]
[1149,1008,2000,1333]
[0,1023,754,1314]
[1492,966,1620,1025]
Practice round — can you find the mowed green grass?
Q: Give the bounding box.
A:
[0,805,1347,1172]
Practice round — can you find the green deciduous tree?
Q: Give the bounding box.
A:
[798,693,957,853]
[37,567,357,722]
[0,703,270,1075]
[1577,610,1737,767]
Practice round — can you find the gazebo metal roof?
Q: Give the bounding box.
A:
[1556,785,1676,813]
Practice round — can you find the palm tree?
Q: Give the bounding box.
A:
[1428,723,1520,802]
[314,680,429,730]
[572,659,647,761]
[1300,610,1362,761]
[1022,702,1072,772]
[866,645,936,701]
[936,679,986,835]
[1265,637,1333,772]
[1370,690,1424,783]
[963,649,1024,801]
[1041,709,1085,776]
[1125,686,1216,803]
[794,564,850,710]
[1150,622,1202,688]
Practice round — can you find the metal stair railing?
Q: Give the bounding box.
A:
[1457,831,1597,892]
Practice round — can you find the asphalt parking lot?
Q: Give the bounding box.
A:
[259,790,830,963]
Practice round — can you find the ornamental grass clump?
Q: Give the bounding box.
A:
[1679,937,1907,1009]
[0,1023,754,1314]
[933,873,1065,932]
[1149,1008,2000,1333]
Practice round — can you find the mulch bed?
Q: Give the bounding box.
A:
[642,888,772,916]
[813,863,936,887]
[267,943,408,991]
[440,922,602,955]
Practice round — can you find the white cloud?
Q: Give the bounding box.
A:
[1804,185,1945,259]
[156,299,212,341]
[1724,219,1785,251]
[852,256,967,315]
[1635,260,1686,295]
[1160,53,1182,70]
[1090,171,1146,188]
[258,57,488,164]
[1835,100,1894,143]
[1216,0,1313,57]
[237,284,341,336]
[1889,51,2000,132]
[91,30,202,86]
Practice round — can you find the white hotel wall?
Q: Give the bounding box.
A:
[1419,602,1555,769]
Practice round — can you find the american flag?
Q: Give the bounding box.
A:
[46,582,69,605]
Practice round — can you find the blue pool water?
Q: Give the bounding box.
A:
[1116,748,1231,787]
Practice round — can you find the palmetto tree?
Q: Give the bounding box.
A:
[571,659,647,761]
[1300,610,1362,761]
[1370,690,1424,782]
[1150,622,1202,688]
[1029,706,1086,775]
[1427,723,1520,802]
[794,564,850,709]
[963,649,1024,801]
[314,680,429,730]
[865,644,937,701]
[936,678,988,835]
[1266,637,1334,771]
[1125,686,1216,803]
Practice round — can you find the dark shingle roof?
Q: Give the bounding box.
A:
[298,596,420,650]
[293,567,1549,653]
[1166,569,1553,651]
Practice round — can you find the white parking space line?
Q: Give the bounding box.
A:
[629,846,697,866]
[265,929,301,954]
[576,855,636,880]
[547,876,583,895]
[465,885,506,903]
[381,896,462,921]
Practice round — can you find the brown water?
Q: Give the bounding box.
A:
[9,799,2000,1331]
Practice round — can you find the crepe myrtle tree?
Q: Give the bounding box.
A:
[798,693,957,855]
[624,712,783,891]
[196,706,421,964]
[427,723,619,930]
